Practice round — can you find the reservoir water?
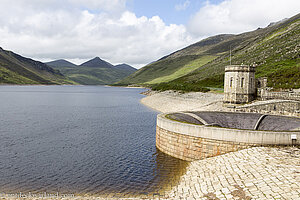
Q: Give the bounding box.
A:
[0,86,188,197]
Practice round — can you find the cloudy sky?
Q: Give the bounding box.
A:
[0,0,299,68]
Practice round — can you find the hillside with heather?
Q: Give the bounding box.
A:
[0,48,74,85]
[117,13,300,91]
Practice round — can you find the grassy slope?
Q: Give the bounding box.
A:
[117,34,233,86]
[118,13,300,91]
[0,49,74,85]
[119,55,204,85]
[172,16,300,90]
[145,55,216,84]
[51,65,137,85]
[0,65,37,84]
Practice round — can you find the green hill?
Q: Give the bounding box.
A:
[0,48,74,85]
[47,57,137,85]
[117,13,300,91]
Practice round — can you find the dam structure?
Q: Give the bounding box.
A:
[156,111,300,161]
[156,64,300,161]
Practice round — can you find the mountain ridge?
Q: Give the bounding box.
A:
[46,59,77,68]
[48,57,137,85]
[115,63,137,72]
[80,57,114,68]
[117,13,300,91]
[0,48,73,85]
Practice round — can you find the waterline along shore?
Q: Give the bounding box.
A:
[2,90,300,200]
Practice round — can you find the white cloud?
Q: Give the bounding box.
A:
[0,0,299,68]
[188,0,300,36]
[175,0,190,11]
[0,1,194,68]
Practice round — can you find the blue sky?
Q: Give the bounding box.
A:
[128,0,223,25]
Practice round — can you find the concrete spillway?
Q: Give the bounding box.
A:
[167,111,300,131]
[156,111,300,161]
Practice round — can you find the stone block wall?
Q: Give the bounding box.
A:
[259,90,300,101]
[156,126,257,161]
[236,100,300,117]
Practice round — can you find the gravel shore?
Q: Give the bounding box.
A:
[140,90,228,113]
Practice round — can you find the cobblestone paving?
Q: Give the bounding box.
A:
[165,147,300,200]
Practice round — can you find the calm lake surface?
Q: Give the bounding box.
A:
[0,86,188,196]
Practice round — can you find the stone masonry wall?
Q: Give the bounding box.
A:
[156,126,258,161]
[259,90,300,101]
[236,100,300,117]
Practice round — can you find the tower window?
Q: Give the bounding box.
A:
[230,77,233,87]
[241,78,244,88]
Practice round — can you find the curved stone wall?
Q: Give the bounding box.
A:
[156,112,300,161]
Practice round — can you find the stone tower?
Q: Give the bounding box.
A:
[224,65,256,104]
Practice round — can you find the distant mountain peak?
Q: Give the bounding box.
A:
[115,63,137,72]
[92,56,101,60]
[80,57,114,68]
[46,59,77,68]
[116,63,130,67]
[57,59,68,62]
[89,57,107,62]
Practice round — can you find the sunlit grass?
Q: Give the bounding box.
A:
[145,55,217,84]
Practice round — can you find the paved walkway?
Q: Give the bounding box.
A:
[165,147,300,200]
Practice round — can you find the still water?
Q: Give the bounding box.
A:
[0,86,188,196]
